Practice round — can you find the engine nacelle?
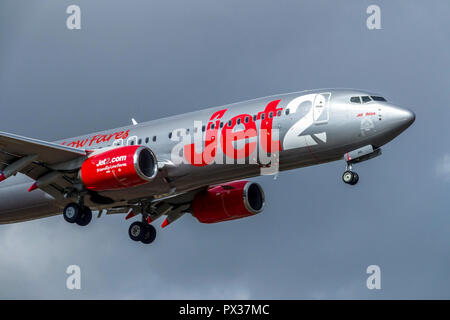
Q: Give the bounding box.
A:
[192,180,265,223]
[80,145,158,191]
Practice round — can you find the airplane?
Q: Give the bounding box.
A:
[0,89,415,244]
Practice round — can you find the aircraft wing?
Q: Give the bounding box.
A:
[0,131,88,199]
[0,131,86,167]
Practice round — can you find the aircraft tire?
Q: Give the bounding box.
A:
[141,224,157,244]
[128,221,146,241]
[342,171,354,184]
[76,206,92,226]
[350,172,359,185]
[63,203,82,223]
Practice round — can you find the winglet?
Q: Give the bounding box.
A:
[131,118,138,125]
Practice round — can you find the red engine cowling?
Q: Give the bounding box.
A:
[192,180,265,223]
[80,145,158,191]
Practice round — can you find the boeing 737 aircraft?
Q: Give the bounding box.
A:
[0,89,415,244]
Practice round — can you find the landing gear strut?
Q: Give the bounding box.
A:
[63,202,92,226]
[128,221,156,244]
[342,164,359,185]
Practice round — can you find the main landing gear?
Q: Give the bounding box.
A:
[63,199,157,244]
[128,221,156,244]
[63,202,92,226]
[342,164,359,186]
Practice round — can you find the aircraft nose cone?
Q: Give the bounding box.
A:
[395,107,415,129]
[371,104,415,146]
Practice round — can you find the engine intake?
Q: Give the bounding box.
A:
[80,145,157,191]
[192,180,265,223]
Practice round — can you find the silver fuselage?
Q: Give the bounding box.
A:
[0,89,415,223]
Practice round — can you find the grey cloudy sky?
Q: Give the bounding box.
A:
[0,0,449,299]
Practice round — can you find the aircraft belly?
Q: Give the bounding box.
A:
[96,175,171,203]
[171,164,261,191]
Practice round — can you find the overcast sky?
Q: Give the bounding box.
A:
[0,0,449,299]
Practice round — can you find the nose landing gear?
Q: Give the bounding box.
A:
[342,164,359,185]
[342,170,359,185]
[341,145,383,186]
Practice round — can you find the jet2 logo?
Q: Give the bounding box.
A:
[283,93,328,150]
[172,93,329,166]
[182,99,282,167]
[96,155,127,167]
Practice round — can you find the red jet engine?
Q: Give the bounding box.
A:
[192,180,265,223]
[80,145,158,191]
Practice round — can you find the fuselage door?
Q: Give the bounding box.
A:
[313,93,331,125]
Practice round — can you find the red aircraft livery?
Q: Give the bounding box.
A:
[183,100,283,166]
[62,130,130,148]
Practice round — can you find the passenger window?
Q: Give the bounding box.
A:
[220,122,224,128]
[245,116,249,123]
[261,113,265,120]
[268,112,273,119]
[253,115,257,121]
[361,96,372,103]
[145,137,149,143]
[277,110,281,116]
[211,123,215,129]
[237,118,241,125]
[113,139,123,146]
[168,132,172,139]
[130,140,135,145]
[153,136,156,142]
[228,120,232,127]
[350,96,361,103]
[202,125,206,132]
[138,138,142,145]
[286,109,290,115]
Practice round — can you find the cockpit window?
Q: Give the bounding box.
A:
[350,96,361,103]
[361,96,372,103]
[371,96,387,102]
